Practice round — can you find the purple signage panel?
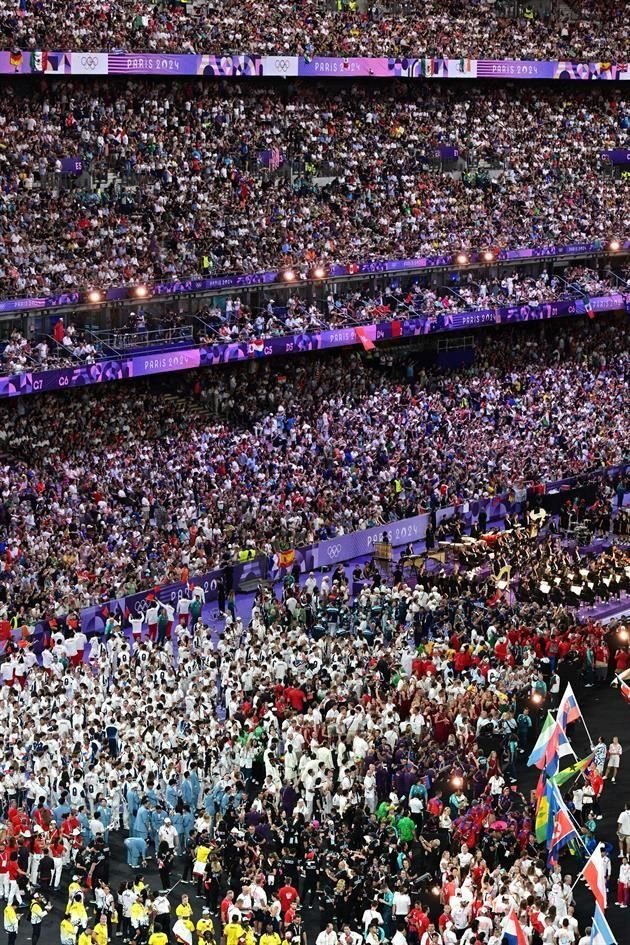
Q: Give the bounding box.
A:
[38,566,223,640]
[298,57,406,78]
[476,59,555,79]
[437,146,460,160]
[107,53,267,76]
[600,149,630,165]
[315,513,430,567]
[132,348,201,377]
[476,60,627,81]
[60,157,83,175]
[0,51,626,81]
[0,50,72,74]
[152,271,279,297]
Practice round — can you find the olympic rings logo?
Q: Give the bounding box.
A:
[274,59,290,73]
[80,56,100,71]
[327,544,342,559]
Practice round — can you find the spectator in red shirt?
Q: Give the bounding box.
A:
[278,882,299,915]
[407,903,430,942]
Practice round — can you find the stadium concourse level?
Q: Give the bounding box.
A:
[0,81,627,301]
[0,266,625,375]
[0,315,627,625]
[0,0,627,59]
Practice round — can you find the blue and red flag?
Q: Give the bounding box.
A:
[502,908,528,945]
[548,801,577,867]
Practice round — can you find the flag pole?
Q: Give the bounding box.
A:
[580,711,596,751]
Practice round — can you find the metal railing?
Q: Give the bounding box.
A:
[89,325,194,352]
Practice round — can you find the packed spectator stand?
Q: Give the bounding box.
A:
[0,81,626,303]
[0,315,627,625]
[0,0,627,60]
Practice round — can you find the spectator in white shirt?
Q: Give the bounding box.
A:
[392,888,411,917]
[316,924,339,945]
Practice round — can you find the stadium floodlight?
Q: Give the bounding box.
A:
[608,238,621,252]
[133,285,149,298]
[482,250,495,263]
[456,253,469,266]
[312,266,327,280]
[282,269,297,282]
[87,289,103,303]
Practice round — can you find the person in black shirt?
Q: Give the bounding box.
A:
[301,850,319,907]
[285,914,308,945]
[282,846,299,886]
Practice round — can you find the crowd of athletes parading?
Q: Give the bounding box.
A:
[0,0,626,59]
[0,82,627,300]
[0,526,628,945]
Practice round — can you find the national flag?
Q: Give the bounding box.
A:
[355,327,376,351]
[173,918,194,945]
[29,51,48,73]
[582,844,608,911]
[528,712,555,769]
[529,713,574,770]
[502,908,528,945]
[620,679,630,704]
[248,338,265,357]
[548,718,576,762]
[278,549,295,569]
[535,777,558,844]
[557,682,582,731]
[551,753,594,788]
[547,804,577,866]
[577,294,595,319]
[9,50,23,69]
[590,903,617,945]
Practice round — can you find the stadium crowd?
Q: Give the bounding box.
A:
[0,0,627,60]
[0,2,628,945]
[0,81,627,300]
[0,315,627,624]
